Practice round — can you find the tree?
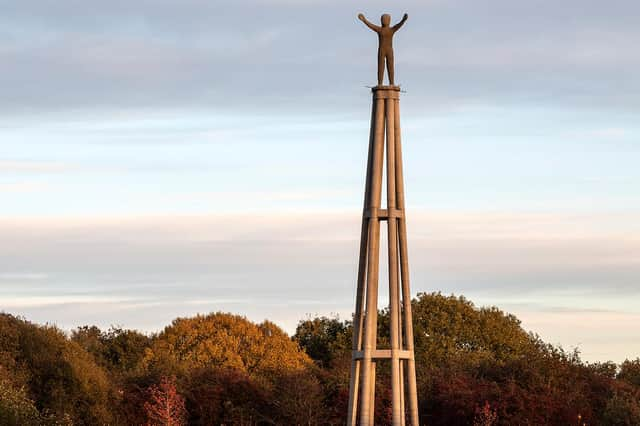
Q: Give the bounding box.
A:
[143,313,329,424]
[72,325,151,373]
[293,316,350,368]
[602,391,640,426]
[143,313,311,378]
[409,292,536,373]
[70,325,104,362]
[588,361,618,379]
[0,377,41,425]
[184,367,270,424]
[270,370,326,425]
[0,313,114,424]
[3,297,640,425]
[619,358,640,388]
[473,402,498,426]
[144,376,187,426]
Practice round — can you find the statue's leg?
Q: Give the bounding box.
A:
[387,50,395,85]
[377,49,385,86]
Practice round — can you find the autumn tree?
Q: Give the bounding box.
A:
[3,296,640,425]
[472,402,498,426]
[0,313,114,424]
[602,390,640,425]
[72,325,151,373]
[293,316,350,368]
[270,370,326,425]
[292,293,640,425]
[143,313,311,377]
[141,312,331,423]
[184,367,270,424]
[0,376,41,425]
[619,358,640,388]
[144,376,187,426]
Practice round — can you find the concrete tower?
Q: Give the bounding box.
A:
[347,13,419,426]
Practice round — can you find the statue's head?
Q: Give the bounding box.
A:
[381,14,391,27]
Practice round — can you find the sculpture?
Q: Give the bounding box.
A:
[357,13,408,86]
[347,14,420,425]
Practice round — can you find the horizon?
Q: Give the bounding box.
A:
[1,0,639,364]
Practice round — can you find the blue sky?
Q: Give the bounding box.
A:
[1,0,639,362]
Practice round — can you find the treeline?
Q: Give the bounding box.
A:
[1,293,639,425]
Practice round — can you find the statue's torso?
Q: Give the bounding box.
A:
[378,27,394,50]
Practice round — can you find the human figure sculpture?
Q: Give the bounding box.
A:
[358,13,408,86]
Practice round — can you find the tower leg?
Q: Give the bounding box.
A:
[358,95,385,425]
[369,361,376,426]
[385,97,403,426]
[394,98,420,425]
[347,90,378,426]
[400,360,406,426]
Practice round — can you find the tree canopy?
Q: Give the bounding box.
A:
[142,313,311,377]
[1,293,639,425]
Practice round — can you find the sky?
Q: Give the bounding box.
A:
[1,0,639,363]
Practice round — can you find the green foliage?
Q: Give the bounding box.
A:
[2,294,639,425]
[410,292,535,371]
[72,325,150,373]
[0,377,42,425]
[293,292,640,425]
[619,358,640,387]
[183,367,269,424]
[602,391,640,426]
[0,377,71,425]
[588,361,619,379]
[269,370,326,425]
[293,316,350,367]
[0,313,114,424]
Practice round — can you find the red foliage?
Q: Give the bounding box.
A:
[184,368,270,424]
[473,401,497,426]
[143,376,187,426]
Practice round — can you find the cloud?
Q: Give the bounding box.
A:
[0,272,48,280]
[0,182,50,193]
[1,0,639,116]
[1,210,638,361]
[0,0,638,363]
[0,160,74,173]
[0,295,137,309]
[515,309,640,362]
[569,127,629,140]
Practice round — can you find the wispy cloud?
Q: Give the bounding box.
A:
[1,0,639,114]
[0,160,74,173]
[0,182,50,193]
[515,309,640,361]
[572,127,629,139]
[0,295,138,309]
[0,272,48,280]
[0,0,638,363]
[1,210,638,361]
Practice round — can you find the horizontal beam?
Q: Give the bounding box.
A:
[373,89,400,100]
[352,349,414,360]
[363,207,404,220]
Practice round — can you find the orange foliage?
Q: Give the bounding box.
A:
[143,312,311,378]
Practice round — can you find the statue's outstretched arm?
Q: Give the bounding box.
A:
[392,13,408,32]
[358,13,381,32]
